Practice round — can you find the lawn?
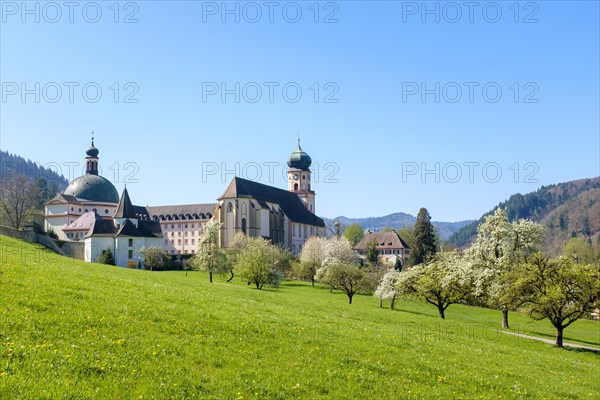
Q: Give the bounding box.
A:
[0,235,598,399]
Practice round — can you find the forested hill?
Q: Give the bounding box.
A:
[0,150,69,192]
[448,177,600,255]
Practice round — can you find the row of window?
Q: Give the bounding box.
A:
[70,207,110,214]
[292,223,314,238]
[169,249,195,255]
[168,231,201,237]
[374,249,409,255]
[163,223,201,230]
[164,238,196,246]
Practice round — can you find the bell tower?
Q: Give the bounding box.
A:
[287,139,316,213]
[85,131,100,175]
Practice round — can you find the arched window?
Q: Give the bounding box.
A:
[294,183,298,191]
[227,203,233,212]
[241,218,247,234]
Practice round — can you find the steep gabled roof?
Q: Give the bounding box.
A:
[137,220,163,238]
[355,231,410,251]
[114,219,163,238]
[133,205,150,220]
[114,188,136,219]
[218,177,325,227]
[115,219,141,237]
[64,211,101,231]
[86,218,116,237]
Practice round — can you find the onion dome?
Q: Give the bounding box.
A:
[287,140,312,170]
[86,136,99,157]
[86,144,99,158]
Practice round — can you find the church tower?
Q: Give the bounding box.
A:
[85,132,100,175]
[287,140,316,213]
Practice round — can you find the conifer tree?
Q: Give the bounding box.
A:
[407,208,437,266]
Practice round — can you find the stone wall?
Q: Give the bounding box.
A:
[0,225,85,261]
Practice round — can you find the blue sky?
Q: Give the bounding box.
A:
[1,1,598,221]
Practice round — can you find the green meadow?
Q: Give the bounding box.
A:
[0,235,598,399]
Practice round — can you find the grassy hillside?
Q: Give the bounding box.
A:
[1,235,599,399]
[448,177,600,253]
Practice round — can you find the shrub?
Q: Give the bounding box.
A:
[97,249,116,266]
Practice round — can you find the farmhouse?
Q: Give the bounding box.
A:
[355,230,411,264]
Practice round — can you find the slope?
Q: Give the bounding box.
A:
[0,235,598,399]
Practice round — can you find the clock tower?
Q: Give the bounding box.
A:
[287,140,316,213]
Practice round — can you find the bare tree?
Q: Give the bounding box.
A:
[0,173,41,229]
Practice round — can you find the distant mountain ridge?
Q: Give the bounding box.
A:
[322,212,473,240]
[447,177,600,256]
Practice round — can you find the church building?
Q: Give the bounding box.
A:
[45,137,325,262]
[44,138,120,240]
[216,141,325,255]
[82,187,163,267]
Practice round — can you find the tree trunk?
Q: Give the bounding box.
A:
[555,325,564,347]
[348,293,353,304]
[379,296,383,308]
[438,303,445,319]
[226,271,234,282]
[390,297,396,310]
[185,269,188,277]
[311,277,315,287]
[209,271,213,283]
[501,306,509,329]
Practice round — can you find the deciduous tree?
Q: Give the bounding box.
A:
[0,173,41,229]
[192,220,227,282]
[323,236,358,265]
[299,236,326,286]
[234,237,281,289]
[511,254,600,347]
[562,237,595,264]
[468,209,545,328]
[374,270,402,309]
[140,246,170,271]
[316,260,366,304]
[397,251,474,319]
[343,223,364,247]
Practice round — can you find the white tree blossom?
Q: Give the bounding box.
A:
[467,208,545,328]
[374,270,402,309]
[396,251,475,319]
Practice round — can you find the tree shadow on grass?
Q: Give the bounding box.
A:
[563,346,600,355]
[517,329,600,348]
[390,306,439,320]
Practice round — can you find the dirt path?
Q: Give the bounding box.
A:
[498,330,600,353]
